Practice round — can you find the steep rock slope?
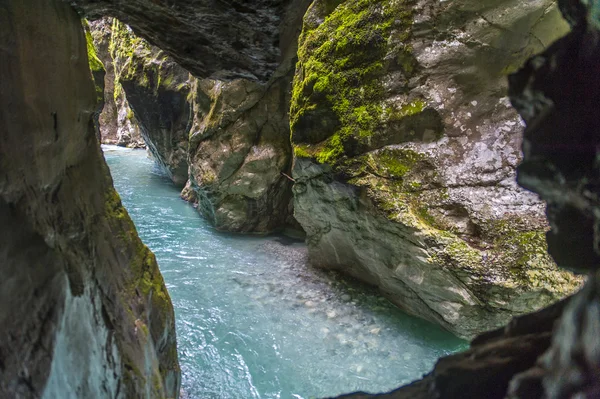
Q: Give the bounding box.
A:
[107,20,192,187]
[83,20,106,142]
[0,1,179,397]
[338,0,600,395]
[290,0,581,339]
[91,14,308,232]
[89,18,145,148]
[182,73,296,233]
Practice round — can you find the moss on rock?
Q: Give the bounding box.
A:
[83,20,105,105]
[290,0,422,165]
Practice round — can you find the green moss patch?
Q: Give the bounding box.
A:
[290,0,419,165]
[85,28,104,73]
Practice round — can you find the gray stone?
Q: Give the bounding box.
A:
[68,0,312,82]
[0,1,180,397]
[89,18,146,149]
[290,0,581,339]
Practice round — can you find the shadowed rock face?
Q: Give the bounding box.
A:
[107,19,193,187]
[335,0,600,397]
[68,0,310,82]
[0,0,179,397]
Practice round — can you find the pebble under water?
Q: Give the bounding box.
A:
[103,146,468,399]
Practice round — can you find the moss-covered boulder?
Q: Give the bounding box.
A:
[291,0,582,338]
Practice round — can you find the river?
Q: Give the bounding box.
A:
[103,146,467,399]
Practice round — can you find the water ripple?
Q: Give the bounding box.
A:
[103,146,467,399]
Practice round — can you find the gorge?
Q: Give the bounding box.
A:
[1,0,600,398]
[104,145,466,397]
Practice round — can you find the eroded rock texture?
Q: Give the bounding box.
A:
[0,1,180,397]
[68,0,309,82]
[183,74,296,233]
[106,20,192,187]
[89,18,146,149]
[90,13,307,232]
[337,0,600,396]
[290,0,581,339]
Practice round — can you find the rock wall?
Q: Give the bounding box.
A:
[83,20,106,142]
[0,0,180,397]
[89,19,146,149]
[336,0,600,396]
[290,0,581,339]
[70,0,311,82]
[90,14,308,233]
[77,0,582,338]
[183,74,296,233]
[107,19,192,187]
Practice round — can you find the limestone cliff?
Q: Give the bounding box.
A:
[290,0,581,339]
[0,1,180,397]
[91,17,305,233]
[339,0,600,395]
[89,18,145,149]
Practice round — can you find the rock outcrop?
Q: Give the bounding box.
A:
[69,0,310,82]
[290,0,582,338]
[336,0,600,396]
[106,20,192,186]
[176,0,311,232]
[90,14,307,232]
[183,74,296,232]
[89,18,145,148]
[0,0,180,397]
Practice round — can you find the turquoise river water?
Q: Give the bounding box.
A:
[103,146,467,399]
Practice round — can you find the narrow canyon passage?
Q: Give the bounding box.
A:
[103,146,466,398]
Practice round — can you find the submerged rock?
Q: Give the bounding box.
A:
[290,0,582,338]
[0,1,179,397]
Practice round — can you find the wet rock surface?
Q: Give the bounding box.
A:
[335,0,600,397]
[183,71,295,233]
[0,1,179,397]
[89,18,146,149]
[290,0,580,339]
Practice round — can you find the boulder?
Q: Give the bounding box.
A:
[290,0,582,339]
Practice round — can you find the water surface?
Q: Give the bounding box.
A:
[104,146,467,399]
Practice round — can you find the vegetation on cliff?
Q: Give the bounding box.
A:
[290,0,429,165]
